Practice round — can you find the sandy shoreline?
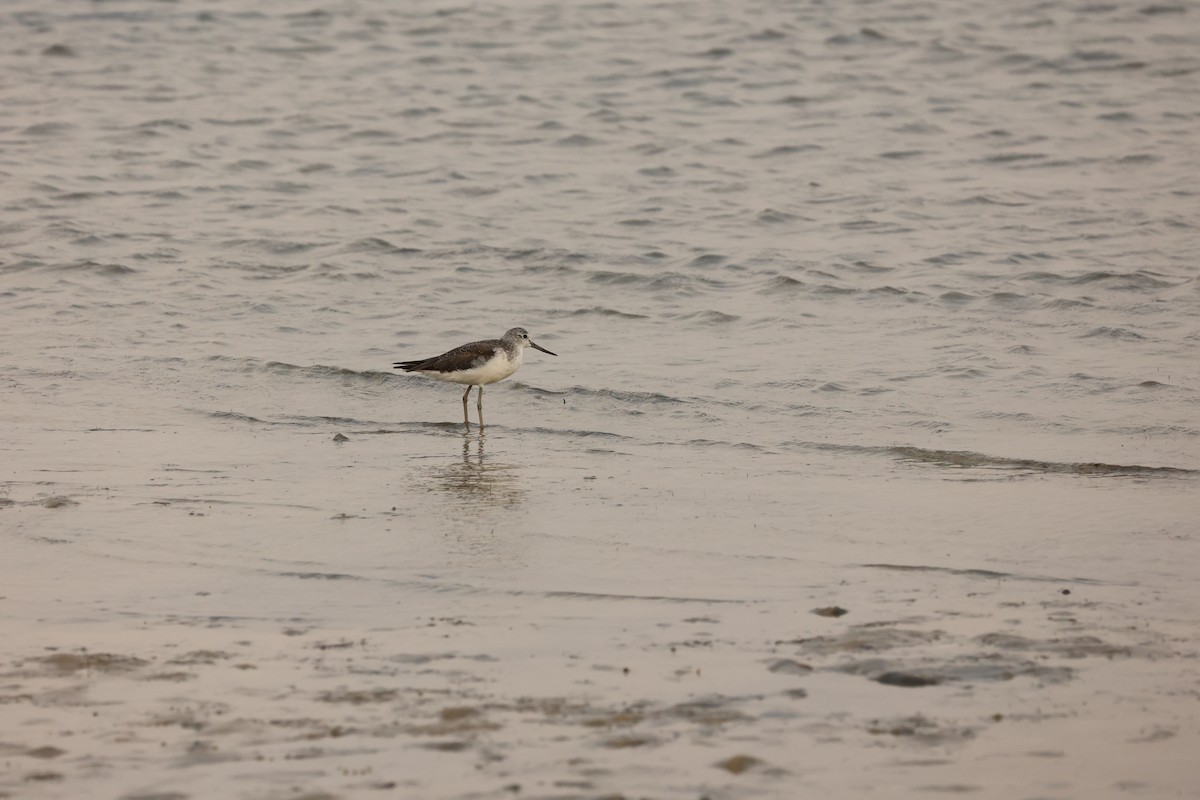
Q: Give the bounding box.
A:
[4,548,1197,799]
[4,416,1198,798]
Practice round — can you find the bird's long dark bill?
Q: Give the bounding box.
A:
[531,341,557,356]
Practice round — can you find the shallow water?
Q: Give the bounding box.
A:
[2,1,1199,798]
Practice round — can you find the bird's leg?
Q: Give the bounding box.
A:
[477,385,484,428]
[462,385,472,426]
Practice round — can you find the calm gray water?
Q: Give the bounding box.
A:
[2,1,1199,798]
[4,0,1197,465]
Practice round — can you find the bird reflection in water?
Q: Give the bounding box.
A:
[429,429,526,511]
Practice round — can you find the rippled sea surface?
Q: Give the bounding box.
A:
[3,1,1199,798]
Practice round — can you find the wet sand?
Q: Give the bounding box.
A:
[5,589,1197,800]
[6,575,1199,799]
[4,416,1198,798]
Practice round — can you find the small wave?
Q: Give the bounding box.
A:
[861,563,1104,584]
[357,422,498,435]
[315,268,381,281]
[586,270,648,286]
[542,589,740,603]
[198,409,373,428]
[812,283,857,296]
[570,386,686,406]
[229,159,269,171]
[889,446,1194,476]
[203,117,272,126]
[673,310,739,324]
[203,410,275,425]
[555,306,649,320]
[924,251,984,266]
[938,291,975,305]
[207,357,391,385]
[825,27,890,46]
[987,291,1037,309]
[223,261,311,278]
[1041,298,1094,309]
[342,128,401,141]
[519,426,631,440]
[956,194,1032,206]
[775,94,819,105]
[277,571,362,581]
[760,275,804,293]
[54,260,137,276]
[688,253,728,268]
[55,191,114,202]
[1102,423,1198,439]
[135,118,190,131]
[979,410,1038,422]
[556,134,601,146]
[939,367,987,379]
[751,144,822,159]
[219,238,323,255]
[1081,326,1147,341]
[1063,52,1148,73]
[749,28,786,41]
[840,218,884,231]
[281,414,382,426]
[585,270,725,293]
[307,205,363,217]
[266,181,312,194]
[845,260,894,273]
[980,152,1046,164]
[756,208,799,224]
[1003,251,1054,263]
[1073,270,1178,289]
[21,122,76,137]
[681,439,773,453]
[786,441,1193,476]
[638,166,675,177]
[1020,270,1180,290]
[88,427,156,433]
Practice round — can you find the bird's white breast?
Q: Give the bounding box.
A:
[419,347,522,386]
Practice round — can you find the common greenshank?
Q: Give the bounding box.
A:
[393,327,557,426]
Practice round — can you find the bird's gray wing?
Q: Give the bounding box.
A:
[393,339,501,373]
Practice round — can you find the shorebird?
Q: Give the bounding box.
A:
[393,327,557,426]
